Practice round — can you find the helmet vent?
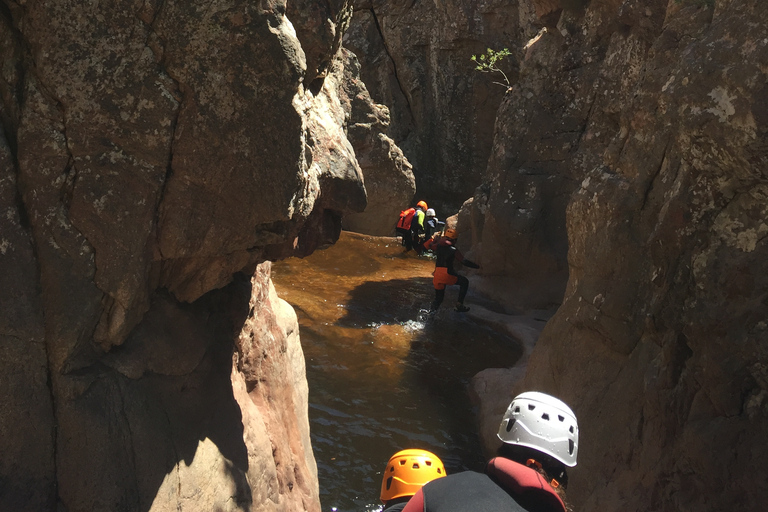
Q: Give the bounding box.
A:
[569,426,574,433]
[528,404,536,411]
[558,415,565,422]
[425,461,432,466]
[437,468,442,474]
[569,439,574,455]
[505,418,516,432]
[399,460,406,465]
[412,463,420,469]
[386,476,393,490]
[541,413,550,420]
[514,406,520,413]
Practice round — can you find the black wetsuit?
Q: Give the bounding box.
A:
[430,239,478,311]
[400,458,567,512]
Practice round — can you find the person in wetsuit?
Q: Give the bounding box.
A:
[380,449,447,512]
[400,391,579,512]
[430,228,479,313]
[409,201,428,249]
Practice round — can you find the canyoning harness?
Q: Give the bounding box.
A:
[400,458,566,512]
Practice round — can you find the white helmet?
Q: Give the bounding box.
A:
[426,208,436,217]
[497,391,578,467]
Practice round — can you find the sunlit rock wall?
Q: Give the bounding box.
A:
[338,48,415,236]
[472,0,767,510]
[0,0,378,510]
[344,0,537,213]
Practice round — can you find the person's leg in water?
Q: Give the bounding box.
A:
[454,275,470,312]
[403,230,414,251]
[430,288,445,313]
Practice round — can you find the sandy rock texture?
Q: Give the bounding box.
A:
[344,0,539,213]
[469,0,768,511]
[0,0,393,510]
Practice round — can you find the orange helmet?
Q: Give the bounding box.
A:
[416,200,428,210]
[444,228,457,239]
[380,449,446,502]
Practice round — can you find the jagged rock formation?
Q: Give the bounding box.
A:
[466,1,768,511]
[338,49,415,236]
[344,0,534,212]
[0,0,400,510]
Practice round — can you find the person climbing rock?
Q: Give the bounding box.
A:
[400,391,579,512]
[396,200,428,252]
[380,449,447,512]
[429,228,479,312]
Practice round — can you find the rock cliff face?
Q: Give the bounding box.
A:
[0,1,388,510]
[344,0,534,212]
[467,0,767,510]
[338,48,415,236]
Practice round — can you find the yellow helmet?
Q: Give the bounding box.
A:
[444,228,457,239]
[417,200,428,210]
[380,449,446,502]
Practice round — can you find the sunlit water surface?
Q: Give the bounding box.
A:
[272,231,522,512]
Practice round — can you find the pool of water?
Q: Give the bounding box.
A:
[272,231,522,511]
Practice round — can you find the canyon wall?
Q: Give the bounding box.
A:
[467,0,767,510]
[345,0,537,213]
[0,0,398,509]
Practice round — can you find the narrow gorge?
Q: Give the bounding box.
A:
[0,1,765,511]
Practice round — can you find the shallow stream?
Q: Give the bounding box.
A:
[272,231,522,511]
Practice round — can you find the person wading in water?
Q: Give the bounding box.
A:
[429,228,479,313]
[396,201,428,252]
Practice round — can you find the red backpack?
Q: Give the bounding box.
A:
[397,207,416,230]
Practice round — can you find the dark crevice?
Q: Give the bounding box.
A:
[58,156,77,211]
[135,0,183,259]
[0,1,22,156]
[369,8,415,125]
[641,142,670,211]
[116,378,143,510]
[575,89,599,148]
[44,341,60,508]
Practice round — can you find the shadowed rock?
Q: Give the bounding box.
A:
[0,1,386,510]
[467,1,768,511]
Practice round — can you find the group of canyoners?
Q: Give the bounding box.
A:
[395,201,479,313]
[376,391,579,512]
[388,206,579,510]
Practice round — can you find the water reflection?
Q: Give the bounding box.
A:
[272,231,522,512]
